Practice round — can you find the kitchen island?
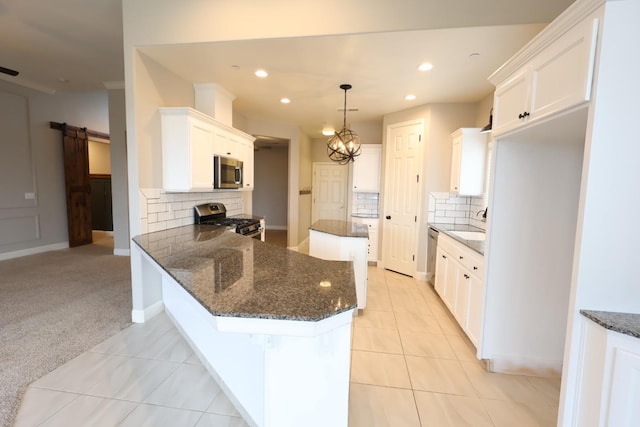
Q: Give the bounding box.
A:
[309,219,369,310]
[132,224,357,427]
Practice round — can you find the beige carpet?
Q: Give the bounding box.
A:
[0,232,132,427]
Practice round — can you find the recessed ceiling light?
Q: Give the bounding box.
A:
[322,128,335,136]
[418,62,434,72]
[255,69,268,78]
[405,94,416,101]
[280,98,291,104]
[469,52,481,59]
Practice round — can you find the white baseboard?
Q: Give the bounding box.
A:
[114,248,131,256]
[131,300,165,323]
[487,355,563,378]
[0,242,69,261]
[415,270,428,281]
[266,225,287,231]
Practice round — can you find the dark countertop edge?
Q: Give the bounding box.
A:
[580,310,640,339]
[428,222,485,255]
[132,234,357,322]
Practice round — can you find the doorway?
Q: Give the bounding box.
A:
[312,162,348,223]
[253,135,289,245]
[382,119,424,277]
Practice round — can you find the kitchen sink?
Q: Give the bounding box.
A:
[449,231,486,241]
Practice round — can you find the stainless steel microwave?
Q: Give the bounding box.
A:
[214,155,243,189]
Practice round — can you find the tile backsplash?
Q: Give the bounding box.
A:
[139,188,243,233]
[428,192,487,230]
[352,192,380,218]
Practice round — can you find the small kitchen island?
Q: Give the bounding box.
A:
[309,219,369,310]
[132,225,357,427]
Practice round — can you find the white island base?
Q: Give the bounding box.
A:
[162,275,353,427]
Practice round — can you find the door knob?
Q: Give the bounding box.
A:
[386,215,391,220]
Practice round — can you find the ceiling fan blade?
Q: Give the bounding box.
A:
[0,66,19,77]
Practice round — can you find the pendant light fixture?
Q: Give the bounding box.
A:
[327,84,361,164]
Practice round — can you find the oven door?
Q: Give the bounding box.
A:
[214,156,243,189]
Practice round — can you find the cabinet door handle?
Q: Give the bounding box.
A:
[459,256,464,260]
[518,111,530,119]
[464,274,470,279]
[442,255,447,259]
[386,215,391,220]
[473,266,478,270]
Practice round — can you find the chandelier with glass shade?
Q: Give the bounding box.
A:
[327,84,361,164]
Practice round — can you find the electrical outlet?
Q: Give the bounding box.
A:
[25,192,36,200]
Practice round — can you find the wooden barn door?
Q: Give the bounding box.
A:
[61,124,92,246]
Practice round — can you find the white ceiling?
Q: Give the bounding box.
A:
[0,0,575,137]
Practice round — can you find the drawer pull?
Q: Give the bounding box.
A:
[459,256,464,260]
[464,274,470,279]
[473,266,478,270]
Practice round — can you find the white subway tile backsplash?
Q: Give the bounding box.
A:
[148,221,167,233]
[428,191,487,229]
[148,203,167,214]
[148,213,158,223]
[158,211,174,222]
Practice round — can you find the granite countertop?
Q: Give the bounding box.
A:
[310,220,369,238]
[580,310,640,339]
[428,222,485,255]
[133,225,357,322]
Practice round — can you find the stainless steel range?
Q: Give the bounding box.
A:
[194,203,264,240]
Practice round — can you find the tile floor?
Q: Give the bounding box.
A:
[14,266,560,426]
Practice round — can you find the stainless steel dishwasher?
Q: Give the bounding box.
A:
[427,227,439,284]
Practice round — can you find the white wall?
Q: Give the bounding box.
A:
[107,87,131,254]
[0,82,109,259]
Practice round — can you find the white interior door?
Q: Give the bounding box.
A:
[312,162,347,223]
[382,121,423,276]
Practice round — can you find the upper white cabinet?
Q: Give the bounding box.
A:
[160,107,255,192]
[450,128,487,196]
[491,16,599,136]
[352,144,381,193]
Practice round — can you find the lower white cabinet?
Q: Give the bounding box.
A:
[434,233,484,348]
[575,316,640,427]
[351,217,379,262]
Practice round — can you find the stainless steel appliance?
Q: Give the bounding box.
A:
[427,226,439,285]
[194,203,263,239]
[214,155,243,189]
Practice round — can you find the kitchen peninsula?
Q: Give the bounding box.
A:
[309,220,369,310]
[133,224,357,427]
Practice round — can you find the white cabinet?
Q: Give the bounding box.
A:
[575,316,640,427]
[491,16,599,136]
[160,108,215,191]
[352,144,381,193]
[449,128,487,196]
[160,107,255,192]
[352,217,379,262]
[434,233,484,348]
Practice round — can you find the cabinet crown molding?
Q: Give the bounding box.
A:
[159,107,255,142]
[489,0,605,85]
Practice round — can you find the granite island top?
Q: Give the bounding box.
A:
[309,219,369,238]
[428,222,485,255]
[580,310,640,339]
[133,225,357,322]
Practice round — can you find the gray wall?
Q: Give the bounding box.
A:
[253,146,288,228]
[0,81,109,259]
[108,88,130,254]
